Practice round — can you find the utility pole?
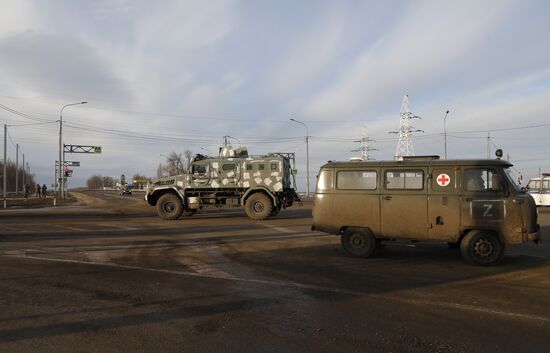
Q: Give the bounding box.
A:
[3,124,7,208]
[443,110,450,159]
[22,153,25,189]
[487,132,491,159]
[390,95,423,159]
[352,127,377,160]
[15,144,19,195]
[59,101,87,199]
[290,118,310,197]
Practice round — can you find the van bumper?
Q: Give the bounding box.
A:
[311,223,340,235]
[528,224,541,244]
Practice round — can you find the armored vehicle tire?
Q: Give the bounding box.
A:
[157,193,184,220]
[245,192,273,220]
[341,228,377,258]
[460,230,504,266]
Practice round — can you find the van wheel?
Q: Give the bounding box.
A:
[460,230,504,266]
[341,228,377,258]
[157,194,184,220]
[245,193,273,220]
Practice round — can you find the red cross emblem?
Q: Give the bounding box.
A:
[436,173,451,187]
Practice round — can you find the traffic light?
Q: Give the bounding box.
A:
[64,168,73,177]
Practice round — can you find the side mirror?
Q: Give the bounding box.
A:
[521,187,528,193]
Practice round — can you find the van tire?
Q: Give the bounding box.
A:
[341,228,377,258]
[157,193,184,220]
[245,193,273,220]
[460,230,504,266]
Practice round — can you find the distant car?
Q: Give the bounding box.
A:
[120,186,133,196]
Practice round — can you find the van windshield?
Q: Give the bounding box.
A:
[504,168,523,192]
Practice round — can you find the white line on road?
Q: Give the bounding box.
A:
[4,253,550,323]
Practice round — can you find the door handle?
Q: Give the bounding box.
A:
[383,196,392,201]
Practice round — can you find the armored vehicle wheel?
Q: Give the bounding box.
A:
[157,193,184,220]
[245,192,273,220]
[341,228,377,258]
[181,208,197,217]
[460,230,504,266]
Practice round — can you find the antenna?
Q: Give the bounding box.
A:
[389,95,423,159]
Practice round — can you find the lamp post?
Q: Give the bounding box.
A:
[443,110,450,159]
[59,101,87,199]
[290,118,310,197]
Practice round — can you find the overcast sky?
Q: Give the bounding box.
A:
[0,0,549,190]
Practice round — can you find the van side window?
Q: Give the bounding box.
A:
[464,168,497,191]
[337,171,377,190]
[317,170,333,191]
[385,170,424,190]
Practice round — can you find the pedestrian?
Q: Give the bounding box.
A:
[36,183,41,198]
[42,184,47,198]
[24,184,30,199]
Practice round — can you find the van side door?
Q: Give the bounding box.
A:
[380,168,428,239]
[428,168,461,242]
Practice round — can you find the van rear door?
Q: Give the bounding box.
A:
[380,168,428,239]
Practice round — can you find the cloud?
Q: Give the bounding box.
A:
[302,0,526,120]
[0,31,131,103]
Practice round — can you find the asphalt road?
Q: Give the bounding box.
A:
[0,191,549,353]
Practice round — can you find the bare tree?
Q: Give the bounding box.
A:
[86,175,103,190]
[166,151,184,176]
[183,149,193,171]
[102,176,114,188]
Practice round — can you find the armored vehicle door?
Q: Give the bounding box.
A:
[190,161,210,188]
[460,167,508,230]
[428,168,461,241]
[380,168,428,239]
[216,161,240,187]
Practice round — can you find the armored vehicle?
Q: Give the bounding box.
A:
[146,147,300,220]
[312,154,540,266]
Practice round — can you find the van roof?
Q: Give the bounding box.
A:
[320,158,513,169]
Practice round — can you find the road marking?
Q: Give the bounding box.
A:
[259,223,305,234]
[4,253,550,323]
[10,232,323,254]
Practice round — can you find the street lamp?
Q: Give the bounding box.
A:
[443,110,450,159]
[59,101,87,199]
[290,118,310,197]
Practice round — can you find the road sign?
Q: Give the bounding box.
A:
[56,161,81,167]
[64,145,103,154]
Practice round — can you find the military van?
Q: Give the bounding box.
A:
[146,148,300,221]
[312,155,540,266]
